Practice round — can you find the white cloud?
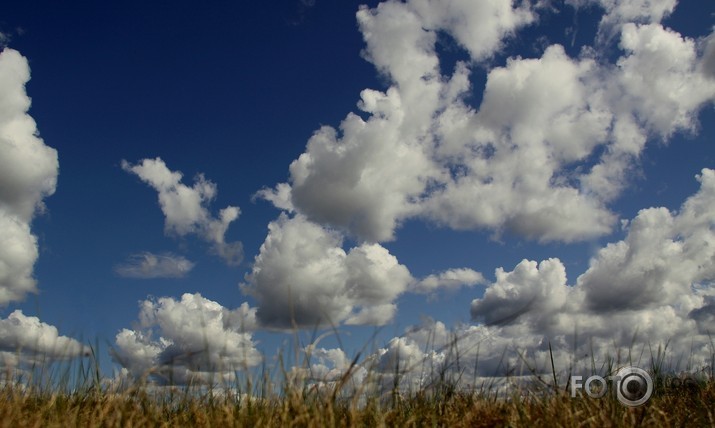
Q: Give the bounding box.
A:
[259,1,714,247]
[459,170,715,379]
[0,49,58,222]
[97,0,715,391]
[689,296,715,335]
[413,268,485,294]
[360,320,523,392]
[407,0,535,61]
[252,214,713,381]
[424,44,617,242]
[264,0,533,243]
[350,169,715,390]
[0,310,90,367]
[0,48,59,305]
[567,0,677,42]
[112,293,260,385]
[601,0,676,24]
[285,109,436,243]
[0,214,38,304]
[307,347,352,381]
[254,182,294,212]
[242,214,413,328]
[122,158,243,265]
[0,48,90,374]
[245,2,715,360]
[114,252,195,279]
[377,336,437,374]
[471,258,572,328]
[580,168,715,313]
[614,23,715,137]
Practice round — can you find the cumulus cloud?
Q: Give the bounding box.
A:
[285,108,435,243]
[615,23,715,137]
[270,167,715,394]
[425,44,617,241]
[0,215,38,304]
[580,168,715,313]
[314,318,528,393]
[260,1,714,245]
[689,296,715,335]
[122,158,243,265]
[404,0,535,61]
[567,0,677,42]
[461,170,715,376]
[471,258,572,327]
[223,0,715,389]
[262,0,533,243]
[112,293,260,385]
[0,48,90,374]
[0,48,58,305]
[334,169,715,391]
[114,252,195,279]
[0,50,58,222]
[242,214,413,328]
[0,310,90,369]
[306,347,354,382]
[413,268,485,294]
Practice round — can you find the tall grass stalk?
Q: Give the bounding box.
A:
[1,329,714,427]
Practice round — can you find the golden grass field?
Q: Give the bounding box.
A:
[1,348,713,428]
[1,377,713,427]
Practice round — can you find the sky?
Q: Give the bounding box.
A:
[1,0,714,389]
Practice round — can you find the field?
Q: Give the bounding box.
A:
[1,347,713,427]
[1,377,713,427]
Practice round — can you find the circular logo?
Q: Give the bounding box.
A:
[615,366,653,407]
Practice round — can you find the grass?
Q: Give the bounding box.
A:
[0,374,713,427]
[1,339,714,427]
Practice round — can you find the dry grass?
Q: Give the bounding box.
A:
[0,371,713,427]
[1,333,713,427]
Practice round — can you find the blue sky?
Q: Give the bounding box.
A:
[1,0,714,387]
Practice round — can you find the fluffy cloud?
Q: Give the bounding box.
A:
[471,258,572,328]
[413,268,485,294]
[614,23,715,137]
[462,170,715,377]
[0,214,38,304]
[112,293,260,385]
[405,0,534,61]
[286,106,436,243]
[242,214,413,328]
[0,310,90,368]
[580,168,715,313]
[0,48,59,305]
[0,48,90,374]
[264,0,534,243]
[262,1,714,245]
[0,50,58,222]
[567,0,677,41]
[689,296,715,335]
[339,170,715,391]
[263,182,715,395]
[114,252,195,279]
[425,44,617,241]
[241,3,715,389]
[122,158,243,265]
[311,318,531,393]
